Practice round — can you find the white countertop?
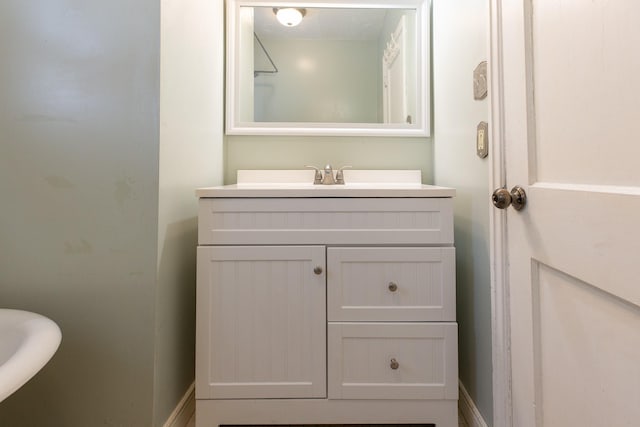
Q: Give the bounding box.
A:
[196,170,455,198]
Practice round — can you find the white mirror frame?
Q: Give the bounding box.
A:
[225,0,430,137]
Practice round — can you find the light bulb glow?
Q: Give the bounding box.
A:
[276,8,304,27]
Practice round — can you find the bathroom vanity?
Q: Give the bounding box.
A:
[195,170,458,427]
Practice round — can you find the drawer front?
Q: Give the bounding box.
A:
[327,247,456,322]
[198,197,453,245]
[328,323,458,400]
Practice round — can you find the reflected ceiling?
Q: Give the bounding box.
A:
[253,7,387,40]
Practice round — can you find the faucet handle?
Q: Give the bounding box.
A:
[305,165,323,185]
[335,165,352,185]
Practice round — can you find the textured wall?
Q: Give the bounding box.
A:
[0,0,224,425]
[0,0,160,425]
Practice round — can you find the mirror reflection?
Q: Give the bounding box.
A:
[237,6,418,125]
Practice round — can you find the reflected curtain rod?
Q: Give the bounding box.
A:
[253,32,278,77]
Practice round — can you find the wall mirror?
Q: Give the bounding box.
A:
[226,0,430,137]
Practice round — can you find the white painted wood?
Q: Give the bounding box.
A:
[328,322,458,400]
[488,1,513,425]
[196,398,458,427]
[225,0,430,137]
[196,246,326,399]
[195,189,456,426]
[327,247,456,321]
[495,1,640,426]
[458,381,489,427]
[531,263,640,426]
[383,16,408,124]
[198,197,454,245]
[162,382,195,427]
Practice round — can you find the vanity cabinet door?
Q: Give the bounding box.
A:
[196,246,326,399]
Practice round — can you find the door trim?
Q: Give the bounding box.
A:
[488,1,512,426]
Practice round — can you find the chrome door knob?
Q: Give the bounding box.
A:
[509,185,527,211]
[492,186,527,211]
[492,188,512,209]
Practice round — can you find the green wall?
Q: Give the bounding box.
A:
[0,1,159,424]
[0,0,223,425]
[433,0,493,424]
[156,0,224,424]
[253,39,380,123]
[225,136,433,184]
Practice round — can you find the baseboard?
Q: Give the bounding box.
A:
[458,381,489,427]
[167,380,484,427]
[163,382,195,427]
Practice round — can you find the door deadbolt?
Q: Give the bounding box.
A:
[492,186,527,211]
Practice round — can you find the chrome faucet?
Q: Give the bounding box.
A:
[321,164,336,185]
[305,164,352,185]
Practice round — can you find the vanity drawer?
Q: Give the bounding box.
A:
[327,247,456,322]
[198,197,453,245]
[328,322,458,400]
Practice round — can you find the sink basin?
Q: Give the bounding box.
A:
[196,170,456,198]
[0,309,62,402]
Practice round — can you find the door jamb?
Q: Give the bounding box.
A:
[488,1,513,426]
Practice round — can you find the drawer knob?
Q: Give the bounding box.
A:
[313,266,323,275]
[390,358,400,370]
[388,282,398,292]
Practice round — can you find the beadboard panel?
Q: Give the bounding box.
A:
[198,198,453,245]
[328,322,458,400]
[196,246,326,399]
[327,247,456,321]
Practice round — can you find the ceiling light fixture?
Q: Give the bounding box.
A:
[273,8,306,27]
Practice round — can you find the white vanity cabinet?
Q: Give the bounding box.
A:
[195,176,458,427]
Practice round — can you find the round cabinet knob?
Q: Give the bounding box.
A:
[390,358,399,370]
[388,282,398,292]
[313,266,323,275]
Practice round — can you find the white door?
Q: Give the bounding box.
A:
[383,16,407,124]
[196,245,326,399]
[494,1,640,426]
